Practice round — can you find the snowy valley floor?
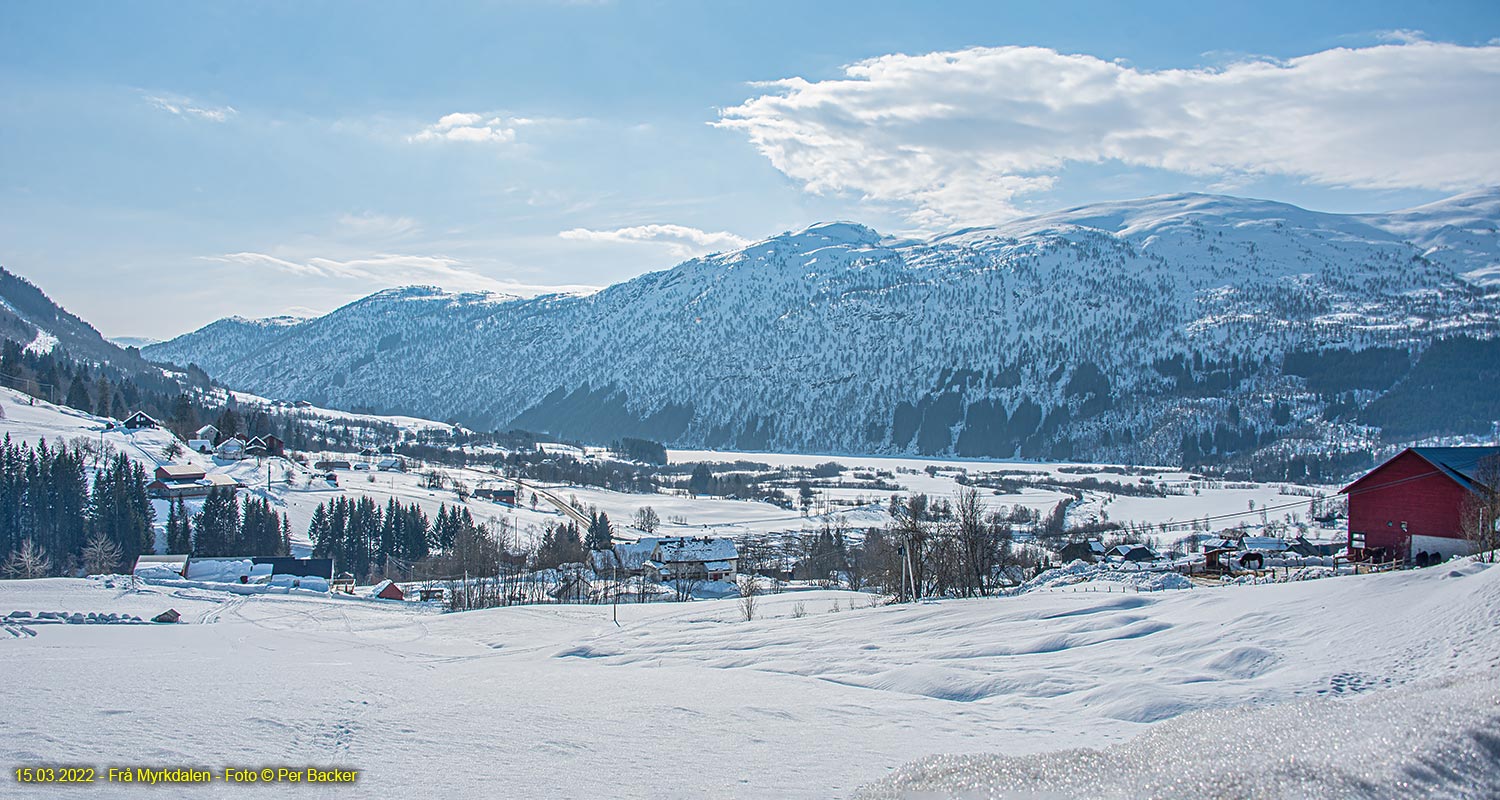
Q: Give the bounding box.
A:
[3,561,1499,798]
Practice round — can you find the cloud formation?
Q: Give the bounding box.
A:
[144,93,237,122]
[202,251,595,298]
[558,224,751,257]
[718,42,1500,228]
[337,212,422,240]
[409,112,518,143]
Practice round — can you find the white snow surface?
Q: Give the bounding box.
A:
[2,555,1497,798]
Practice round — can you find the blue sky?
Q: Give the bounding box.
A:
[3,1,1498,338]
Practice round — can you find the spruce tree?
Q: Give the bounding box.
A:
[586,510,614,551]
[65,379,93,413]
[166,497,192,553]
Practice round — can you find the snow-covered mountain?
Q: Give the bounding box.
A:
[0,267,150,369]
[141,314,306,376]
[145,191,1500,470]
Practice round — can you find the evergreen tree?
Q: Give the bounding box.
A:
[168,393,198,439]
[586,510,614,551]
[215,407,241,442]
[87,452,153,566]
[166,497,192,553]
[308,503,333,559]
[93,376,113,419]
[193,486,240,556]
[64,378,92,413]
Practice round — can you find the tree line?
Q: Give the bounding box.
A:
[0,435,153,577]
[163,487,292,559]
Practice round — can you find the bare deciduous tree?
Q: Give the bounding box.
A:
[1461,455,1500,563]
[3,539,53,579]
[633,506,660,534]
[736,574,760,621]
[82,534,124,576]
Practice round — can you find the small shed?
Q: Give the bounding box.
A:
[332,572,356,594]
[372,580,405,601]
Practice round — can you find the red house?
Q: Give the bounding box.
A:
[1340,447,1500,563]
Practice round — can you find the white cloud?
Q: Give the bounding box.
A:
[201,251,595,298]
[717,42,1500,228]
[408,112,517,144]
[558,224,751,257]
[337,212,422,240]
[144,93,236,122]
[1374,29,1427,44]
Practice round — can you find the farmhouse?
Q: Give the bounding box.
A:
[244,435,285,458]
[1341,446,1500,563]
[122,410,158,429]
[1056,539,1107,563]
[216,438,246,460]
[643,536,738,582]
[147,465,242,498]
[376,456,406,472]
[154,464,206,483]
[474,484,517,504]
[1106,543,1160,563]
[195,424,219,442]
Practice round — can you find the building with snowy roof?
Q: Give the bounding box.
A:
[1056,539,1107,563]
[122,410,158,429]
[643,536,738,582]
[1105,543,1160,563]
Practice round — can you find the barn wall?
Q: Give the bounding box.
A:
[1346,450,1469,555]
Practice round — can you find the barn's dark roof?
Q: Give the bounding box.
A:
[1409,447,1500,494]
[1341,446,1500,496]
[251,557,334,579]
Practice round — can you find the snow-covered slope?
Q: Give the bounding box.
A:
[146,191,1500,464]
[0,267,151,369]
[2,554,1496,797]
[143,314,306,375]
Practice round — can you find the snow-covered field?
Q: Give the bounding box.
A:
[3,556,1497,797]
[0,388,1343,558]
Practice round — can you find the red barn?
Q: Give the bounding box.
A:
[1340,447,1500,563]
[371,580,405,601]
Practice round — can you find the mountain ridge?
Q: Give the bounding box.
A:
[142,190,1500,473]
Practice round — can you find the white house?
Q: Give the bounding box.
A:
[195,424,219,441]
[643,537,738,583]
[216,438,246,460]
